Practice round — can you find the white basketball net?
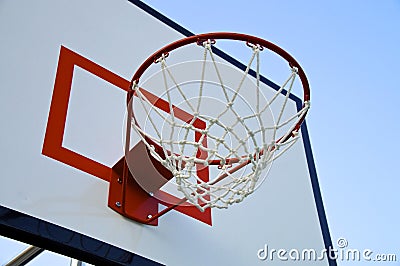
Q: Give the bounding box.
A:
[131,40,310,211]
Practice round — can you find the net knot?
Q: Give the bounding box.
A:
[154,53,169,63]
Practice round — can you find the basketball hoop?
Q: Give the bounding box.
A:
[127,32,310,212]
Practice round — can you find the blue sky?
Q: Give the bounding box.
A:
[1,0,399,265]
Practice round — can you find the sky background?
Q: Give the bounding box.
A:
[1,0,399,265]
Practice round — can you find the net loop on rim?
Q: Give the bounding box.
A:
[246,41,264,51]
[154,52,169,64]
[130,34,310,211]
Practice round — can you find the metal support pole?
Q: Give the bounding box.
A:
[5,246,44,266]
[70,259,83,266]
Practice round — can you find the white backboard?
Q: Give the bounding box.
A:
[0,0,335,265]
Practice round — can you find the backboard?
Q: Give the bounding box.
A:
[0,0,336,265]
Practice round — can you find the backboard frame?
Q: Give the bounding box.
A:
[0,0,336,265]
